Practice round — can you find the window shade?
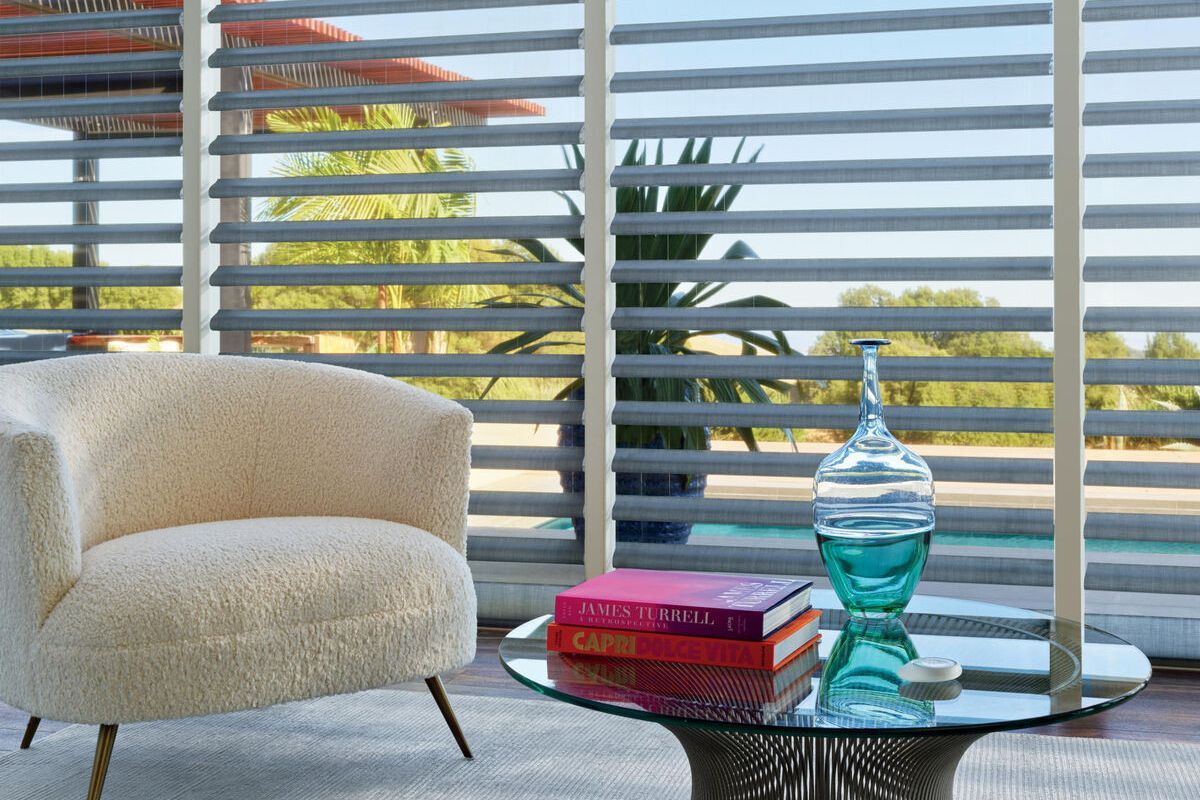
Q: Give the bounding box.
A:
[1080,0,1200,659]
[0,3,184,361]
[598,0,1055,603]
[0,0,1196,656]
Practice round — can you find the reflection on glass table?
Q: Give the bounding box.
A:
[817,618,933,729]
[500,592,1151,800]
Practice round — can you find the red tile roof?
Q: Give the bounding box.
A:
[0,0,545,131]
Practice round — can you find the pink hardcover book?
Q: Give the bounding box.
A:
[555,568,812,641]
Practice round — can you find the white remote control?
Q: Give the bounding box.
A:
[897,656,962,683]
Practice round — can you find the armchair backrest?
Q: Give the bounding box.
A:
[2,355,267,550]
[0,354,472,553]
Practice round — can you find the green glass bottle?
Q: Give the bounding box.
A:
[813,339,935,618]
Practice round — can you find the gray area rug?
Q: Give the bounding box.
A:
[0,690,1194,799]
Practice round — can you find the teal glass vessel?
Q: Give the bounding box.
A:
[813,339,935,618]
[817,618,933,728]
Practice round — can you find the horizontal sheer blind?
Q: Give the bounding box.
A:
[600,0,1060,603]
[1080,1,1200,659]
[0,0,1196,654]
[0,4,184,360]
[196,0,588,576]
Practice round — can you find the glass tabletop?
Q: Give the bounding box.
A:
[498,591,1151,738]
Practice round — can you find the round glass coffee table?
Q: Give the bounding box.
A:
[499,591,1150,800]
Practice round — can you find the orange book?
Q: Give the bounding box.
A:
[547,608,821,670]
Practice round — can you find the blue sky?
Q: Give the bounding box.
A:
[0,0,1196,351]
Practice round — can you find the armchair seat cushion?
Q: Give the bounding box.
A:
[31,516,476,724]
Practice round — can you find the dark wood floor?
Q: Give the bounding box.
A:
[1,628,1195,751]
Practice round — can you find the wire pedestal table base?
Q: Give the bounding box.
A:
[666,726,983,800]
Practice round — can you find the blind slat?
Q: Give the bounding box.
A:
[612,105,1052,139]
[0,181,180,204]
[211,169,579,198]
[1086,410,1200,438]
[0,224,181,245]
[1086,358,1200,385]
[472,445,583,471]
[1083,0,1200,22]
[1085,151,1200,178]
[613,56,1051,95]
[210,76,581,112]
[1087,462,1200,490]
[244,353,582,378]
[1085,256,1200,281]
[612,402,1052,433]
[1085,99,1200,126]
[611,207,1051,235]
[211,29,582,68]
[0,8,180,35]
[1087,512,1200,543]
[611,448,1051,484]
[209,0,581,23]
[611,5,1052,45]
[211,123,580,156]
[614,496,1052,536]
[0,94,183,121]
[469,491,582,518]
[612,257,1052,282]
[0,51,180,79]
[0,310,181,329]
[614,156,1050,186]
[1084,307,1200,332]
[612,307,1051,332]
[0,138,183,162]
[459,400,582,424]
[211,262,583,286]
[1085,203,1200,229]
[211,308,582,332]
[613,354,1050,382]
[0,267,180,288]
[1085,46,1200,74]
[211,216,581,243]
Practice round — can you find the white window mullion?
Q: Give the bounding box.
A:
[1053,0,1087,623]
[181,0,221,355]
[582,0,616,578]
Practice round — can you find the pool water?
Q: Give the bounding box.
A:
[536,518,1200,555]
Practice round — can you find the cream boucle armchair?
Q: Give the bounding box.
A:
[0,354,477,799]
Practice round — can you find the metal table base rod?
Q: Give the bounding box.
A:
[666,726,983,800]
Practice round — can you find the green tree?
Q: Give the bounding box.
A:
[1142,332,1200,411]
[810,286,1057,446]
[0,245,180,312]
[255,105,481,354]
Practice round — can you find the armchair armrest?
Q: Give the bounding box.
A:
[247,365,474,554]
[0,421,81,631]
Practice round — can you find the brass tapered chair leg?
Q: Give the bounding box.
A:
[424,676,472,759]
[86,724,118,800]
[19,716,40,749]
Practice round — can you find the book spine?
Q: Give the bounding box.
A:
[554,596,765,640]
[547,622,776,670]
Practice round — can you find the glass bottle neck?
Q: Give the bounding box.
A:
[858,346,887,431]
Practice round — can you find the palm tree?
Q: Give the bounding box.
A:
[258,104,479,354]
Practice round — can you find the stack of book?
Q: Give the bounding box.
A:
[546,568,820,716]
